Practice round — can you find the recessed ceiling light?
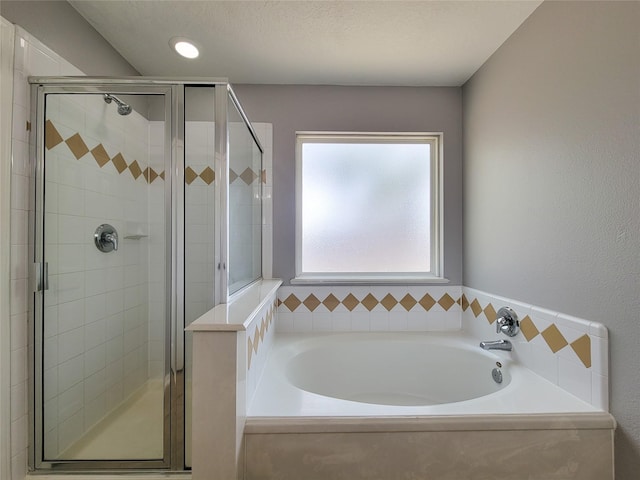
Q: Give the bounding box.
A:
[170,37,200,59]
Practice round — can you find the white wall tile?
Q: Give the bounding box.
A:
[10,347,27,387]
[57,299,84,333]
[558,356,592,404]
[57,382,84,423]
[57,355,84,393]
[57,328,84,364]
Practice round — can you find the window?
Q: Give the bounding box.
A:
[295,132,443,283]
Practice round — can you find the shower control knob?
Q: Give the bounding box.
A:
[94,224,119,253]
[495,307,519,337]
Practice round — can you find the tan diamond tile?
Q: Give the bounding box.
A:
[240,167,258,185]
[261,169,267,184]
[247,337,254,369]
[229,168,239,183]
[144,167,159,184]
[129,160,142,179]
[200,166,215,185]
[159,171,165,180]
[519,315,540,342]
[111,153,127,173]
[65,133,89,159]
[438,293,456,311]
[419,294,436,311]
[303,294,321,312]
[45,120,64,150]
[342,293,359,311]
[460,294,469,311]
[185,166,198,185]
[361,293,379,312]
[541,324,568,353]
[570,334,591,368]
[483,303,497,324]
[322,294,340,312]
[253,326,260,352]
[380,294,398,311]
[91,143,110,168]
[283,294,301,312]
[399,294,417,311]
[470,298,483,317]
[259,318,266,340]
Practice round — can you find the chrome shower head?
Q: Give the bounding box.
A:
[103,94,132,116]
[117,103,132,116]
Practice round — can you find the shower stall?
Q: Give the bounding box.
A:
[28,78,264,471]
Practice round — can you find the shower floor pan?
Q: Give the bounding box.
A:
[59,380,164,460]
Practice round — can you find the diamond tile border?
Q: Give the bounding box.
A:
[46,119,166,184]
[230,167,265,185]
[247,299,278,371]
[278,290,462,315]
[45,120,266,189]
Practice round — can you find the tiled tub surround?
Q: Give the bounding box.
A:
[462,287,609,411]
[275,285,608,411]
[186,279,281,480]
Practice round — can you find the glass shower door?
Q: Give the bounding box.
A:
[36,88,170,466]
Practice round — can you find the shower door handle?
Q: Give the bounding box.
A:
[31,262,49,292]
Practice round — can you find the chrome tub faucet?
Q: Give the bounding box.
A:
[480,339,513,351]
[480,306,519,352]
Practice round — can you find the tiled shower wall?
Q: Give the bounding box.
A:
[228,122,263,293]
[8,26,166,472]
[9,27,84,478]
[184,120,216,330]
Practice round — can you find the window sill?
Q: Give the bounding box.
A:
[290,275,450,286]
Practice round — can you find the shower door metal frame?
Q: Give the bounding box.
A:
[28,77,256,472]
[29,78,189,472]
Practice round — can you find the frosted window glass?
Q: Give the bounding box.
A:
[301,142,431,273]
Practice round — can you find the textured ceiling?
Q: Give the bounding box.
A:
[69,0,543,86]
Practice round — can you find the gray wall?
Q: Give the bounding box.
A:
[0,0,138,76]
[462,1,640,476]
[233,85,463,285]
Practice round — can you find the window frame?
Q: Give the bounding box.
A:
[294,131,445,284]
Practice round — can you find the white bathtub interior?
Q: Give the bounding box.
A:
[285,334,512,405]
[249,332,601,417]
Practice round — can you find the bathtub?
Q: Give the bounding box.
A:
[244,333,614,479]
[248,332,599,416]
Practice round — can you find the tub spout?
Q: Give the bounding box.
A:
[480,339,512,351]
